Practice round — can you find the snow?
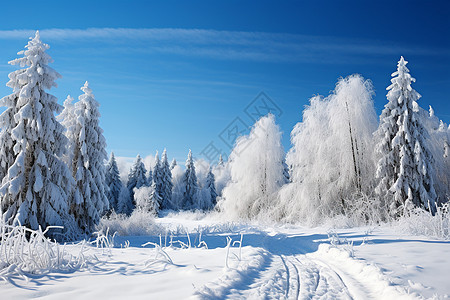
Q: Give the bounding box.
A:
[1,212,449,299]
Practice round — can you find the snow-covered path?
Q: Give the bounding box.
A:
[196,229,421,300]
[1,215,449,299]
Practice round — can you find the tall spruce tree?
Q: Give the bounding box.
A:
[170,158,177,170]
[375,56,437,216]
[0,32,76,237]
[57,95,76,166]
[183,150,198,209]
[152,151,163,207]
[105,152,122,212]
[160,149,173,209]
[205,167,218,208]
[70,81,109,234]
[127,155,148,207]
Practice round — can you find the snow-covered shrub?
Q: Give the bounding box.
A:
[98,210,162,236]
[0,222,88,280]
[394,203,449,239]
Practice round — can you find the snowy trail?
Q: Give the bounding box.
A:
[196,230,421,300]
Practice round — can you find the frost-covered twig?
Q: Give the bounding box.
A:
[142,242,174,265]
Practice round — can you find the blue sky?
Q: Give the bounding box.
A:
[0,0,448,163]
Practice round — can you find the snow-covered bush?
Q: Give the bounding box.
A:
[394,203,450,239]
[98,210,162,236]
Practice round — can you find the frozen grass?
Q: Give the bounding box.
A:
[0,222,90,282]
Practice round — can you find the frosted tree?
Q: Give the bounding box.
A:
[183,150,198,209]
[57,95,76,166]
[160,149,173,209]
[218,154,224,167]
[221,114,285,220]
[213,156,231,197]
[280,75,378,224]
[152,151,163,207]
[282,158,290,184]
[134,183,160,215]
[105,152,122,212]
[375,57,437,216]
[170,158,177,170]
[205,167,218,208]
[127,155,148,207]
[117,186,132,215]
[69,82,109,234]
[147,169,153,186]
[0,32,76,237]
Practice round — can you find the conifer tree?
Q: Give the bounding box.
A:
[117,186,132,215]
[69,81,109,234]
[57,95,76,166]
[160,149,173,209]
[375,56,437,216]
[183,150,198,209]
[0,32,76,237]
[147,169,153,186]
[105,152,122,212]
[205,167,218,208]
[170,158,177,170]
[152,151,163,207]
[127,155,148,207]
[218,154,224,167]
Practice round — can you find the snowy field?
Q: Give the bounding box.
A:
[1,212,449,300]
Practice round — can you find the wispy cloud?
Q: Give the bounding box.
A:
[0,28,445,63]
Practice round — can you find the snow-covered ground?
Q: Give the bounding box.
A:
[1,212,449,299]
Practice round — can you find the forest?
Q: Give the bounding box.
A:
[0,31,449,241]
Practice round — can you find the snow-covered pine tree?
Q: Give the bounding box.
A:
[117,186,132,215]
[170,158,177,170]
[57,95,76,166]
[183,150,198,209]
[127,155,148,207]
[152,151,163,208]
[205,167,218,208]
[105,152,122,212]
[218,154,224,167]
[282,158,290,184]
[70,81,109,234]
[0,31,76,237]
[221,114,285,220]
[147,169,153,186]
[160,149,173,209]
[375,56,437,216]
